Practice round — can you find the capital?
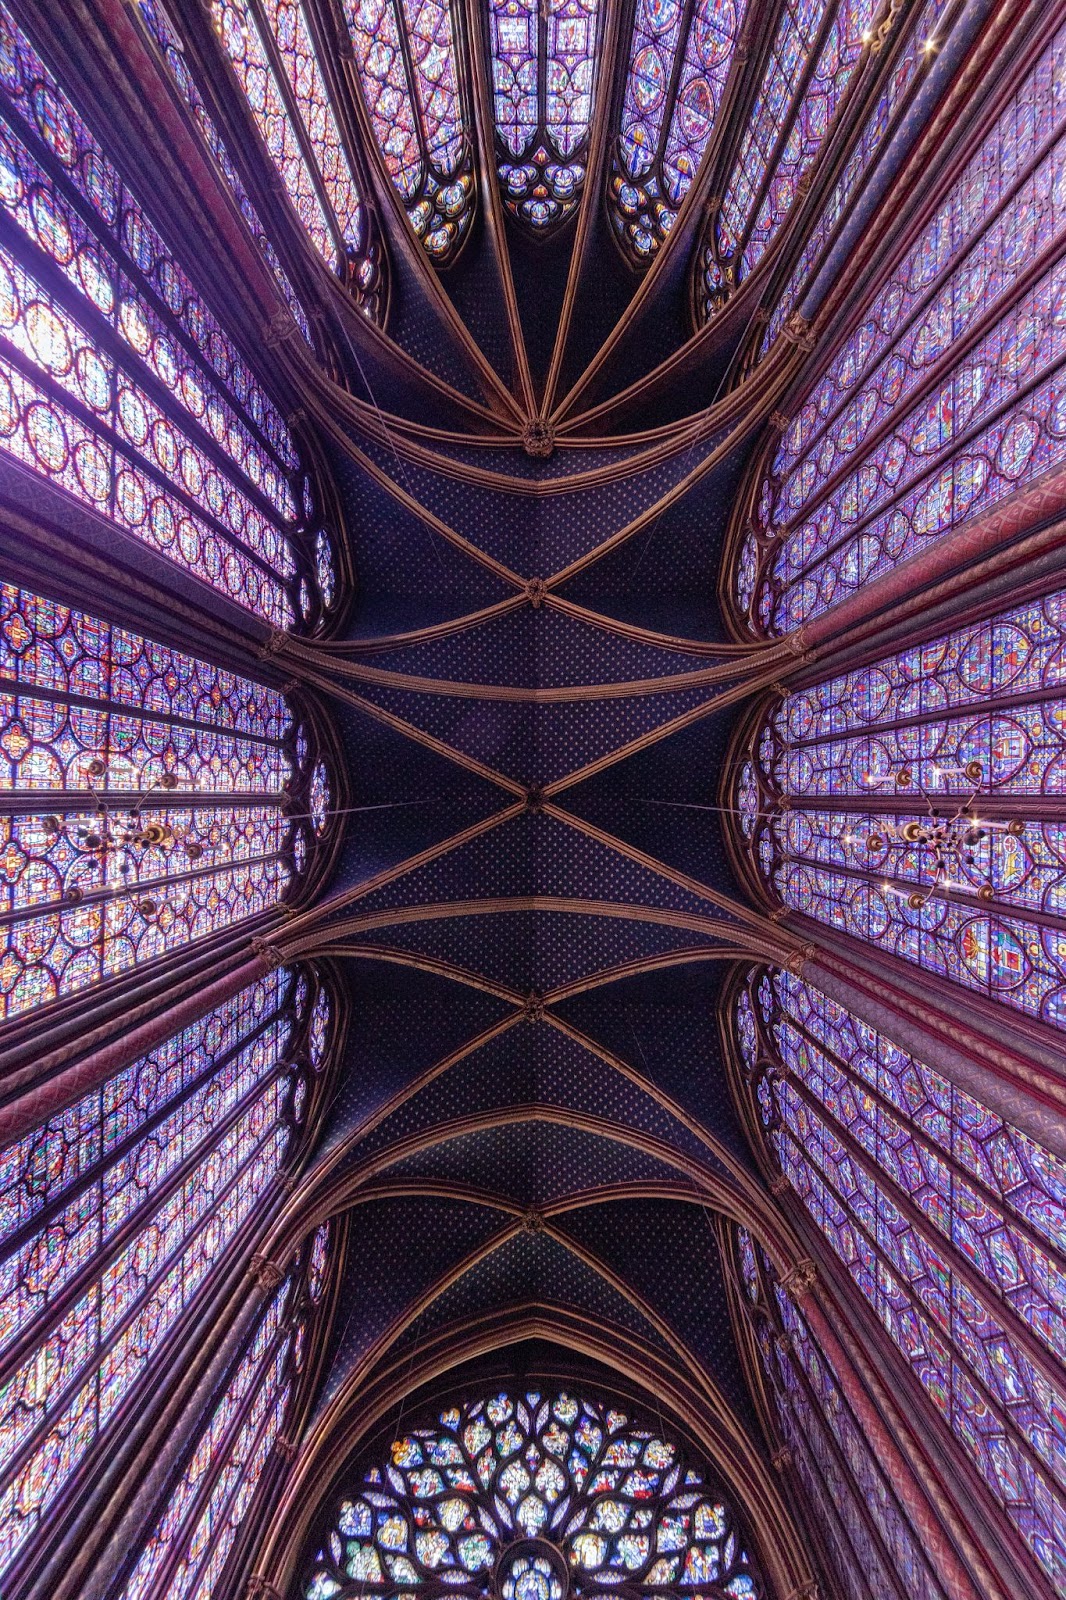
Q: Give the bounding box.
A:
[781,1259,817,1301]
[250,1254,286,1290]
[263,310,300,348]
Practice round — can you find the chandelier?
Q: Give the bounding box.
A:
[43,760,204,919]
[860,759,1024,909]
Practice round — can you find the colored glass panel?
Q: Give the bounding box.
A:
[0,582,298,1017]
[306,1389,760,1599]
[609,0,748,261]
[490,0,600,229]
[0,1,316,623]
[739,1227,947,1600]
[343,0,474,262]
[701,0,877,316]
[738,972,1066,1581]
[212,0,368,271]
[0,967,316,1582]
[133,0,314,342]
[756,0,951,346]
[118,1224,328,1600]
[745,22,1066,632]
[750,588,1066,1031]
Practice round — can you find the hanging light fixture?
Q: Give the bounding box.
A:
[41,760,205,919]
[860,760,1024,908]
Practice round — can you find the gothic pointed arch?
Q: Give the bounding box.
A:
[1,7,1065,1600]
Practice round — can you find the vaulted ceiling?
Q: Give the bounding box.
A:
[33,0,1010,1584]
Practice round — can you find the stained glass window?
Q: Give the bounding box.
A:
[305,1389,760,1600]
[740,19,1066,634]
[743,589,1066,1032]
[755,0,952,351]
[609,0,749,262]
[0,967,329,1587]
[0,2,340,625]
[132,0,315,341]
[735,970,1066,1582]
[210,0,383,307]
[342,0,474,263]
[116,1222,331,1600]
[696,0,879,319]
[0,581,324,1019]
[489,0,601,230]
[734,1226,949,1600]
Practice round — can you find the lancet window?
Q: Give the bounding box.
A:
[117,1221,332,1600]
[0,581,326,1020]
[0,2,339,625]
[734,970,1066,1582]
[755,0,952,352]
[0,967,332,1590]
[132,0,316,341]
[210,0,382,304]
[342,0,474,264]
[733,1227,948,1600]
[488,0,601,230]
[304,1388,760,1600]
[738,588,1066,1030]
[609,0,749,262]
[697,0,879,319]
[736,18,1066,635]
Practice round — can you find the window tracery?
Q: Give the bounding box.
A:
[739,590,1066,1031]
[489,0,601,231]
[0,968,333,1588]
[117,1219,332,1600]
[733,1226,948,1600]
[0,581,328,1019]
[734,969,1066,1582]
[132,0,316,342]
[342,0,475,264]
[608,0,749,263]
[735,18,1066,635]
[210,0,384,308]
[305,1389,759,1600]
[0,2,338,625]
[696,0,879,320]
[755,0,952,354]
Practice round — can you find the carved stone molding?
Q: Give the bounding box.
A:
[522,419,555,459]
[250,1254,286,1290]
[780,1260,818,1302]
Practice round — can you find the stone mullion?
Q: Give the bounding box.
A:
[783,85,1065,485]
[756,1300,915,1600]
[239,0,348,266]
[797,1243,1054,1600]
[21,1187,291,1600]
[773,1112,1065,1516]
[0,325,287,596]
[0,143,289,483]
[781,681,1066,748]
[732,0,844,265]
[777,1004,1056,1276]
[3,1129,295,1600]
[137,1311,295,1600]
[0,916,277,1092]
[769,1053,1065,1412]
[0,1091,289,1454]
[774,833,1066,940]
[782,295,1066,600]
[0,996,290,1269]
[781,793,1066,822]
